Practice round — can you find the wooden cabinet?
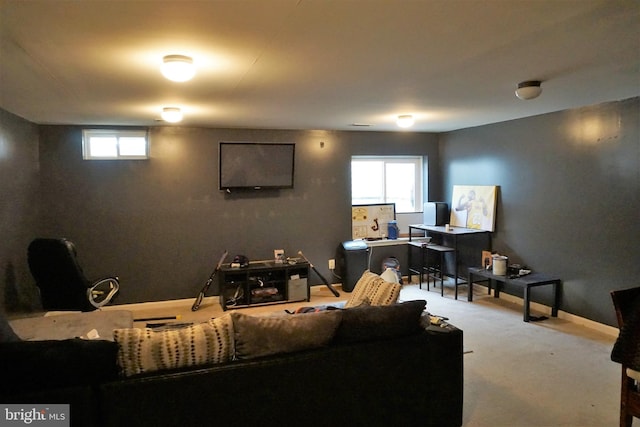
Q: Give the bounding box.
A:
[218,261,310,310]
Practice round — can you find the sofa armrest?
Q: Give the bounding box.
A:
[0,338,119,394]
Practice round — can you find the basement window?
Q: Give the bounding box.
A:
[351,155,423,213]
[82,129,149,160]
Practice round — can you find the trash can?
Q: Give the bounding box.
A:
[336,240,369,292]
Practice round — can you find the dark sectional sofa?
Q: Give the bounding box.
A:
[1,301,463,427]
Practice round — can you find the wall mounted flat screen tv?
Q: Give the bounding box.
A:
[219,142,295,191]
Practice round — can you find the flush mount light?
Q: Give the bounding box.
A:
[515,80,542,100]
[396,114,414,128]
[161,107,183,123]
[161,55,196,82]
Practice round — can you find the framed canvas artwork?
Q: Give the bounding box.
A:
[449,185,498,231]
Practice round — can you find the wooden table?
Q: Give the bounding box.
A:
[468,267,561,322]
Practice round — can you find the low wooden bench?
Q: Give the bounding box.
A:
[468,267,561,322]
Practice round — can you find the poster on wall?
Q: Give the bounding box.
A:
[352,203,396,239]
[449,185,498,231]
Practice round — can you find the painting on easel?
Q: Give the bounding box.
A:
[450,185,498,231]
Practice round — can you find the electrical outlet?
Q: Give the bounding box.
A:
[328,259,335,270]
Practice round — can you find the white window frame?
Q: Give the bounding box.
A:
[82,129,149,160]
[351,155,423,213]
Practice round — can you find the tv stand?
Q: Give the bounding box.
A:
[218,261,310,310]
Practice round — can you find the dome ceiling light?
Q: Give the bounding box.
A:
[161,107,183,123]
[396,114,415,128]
[515,80,542,100]
[161,55,196,82]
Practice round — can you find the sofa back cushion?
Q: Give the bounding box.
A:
[335,300,427,344]
[232,310,342,360]
[344,271,401,308]
[113,314,234,377]
[0,338,119,393]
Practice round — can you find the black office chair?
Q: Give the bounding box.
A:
[28,238,119,311]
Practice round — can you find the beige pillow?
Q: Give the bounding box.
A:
[231,310,342,360]
[344,270,401,308]
[113,314,234,377]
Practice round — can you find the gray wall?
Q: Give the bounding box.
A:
[0,109,41,311]
[3,97,637,326]
[439,97,639,325]
[36,126,439,304]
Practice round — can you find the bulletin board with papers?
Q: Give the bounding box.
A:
[351,203,396,239]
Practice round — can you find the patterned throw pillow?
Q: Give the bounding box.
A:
[344,270,401,308]
[113,314,233,377]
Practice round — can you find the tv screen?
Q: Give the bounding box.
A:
[219,142,295,191]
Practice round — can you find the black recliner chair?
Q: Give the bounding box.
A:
[28,238,120,311]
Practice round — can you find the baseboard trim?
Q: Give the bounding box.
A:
[104,281,618,338]
[404,275,618,337]
[474,284,618,337]
[101,297,203,312]
[102,283,346,313]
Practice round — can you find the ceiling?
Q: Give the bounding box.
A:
[0,0,638,132]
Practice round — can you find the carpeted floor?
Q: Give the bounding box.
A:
[104,280,621,426]
[400,283,620,427]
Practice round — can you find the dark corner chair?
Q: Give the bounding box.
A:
[611,286,640,427]
[28,238,120,312]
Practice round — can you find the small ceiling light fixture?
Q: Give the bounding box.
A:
[161,55,196,82]
[396,114,415,128]
[161,107,183,123]
[515,80,542,100]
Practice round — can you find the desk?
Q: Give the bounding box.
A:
[408,225,491,300]
[468,267,561,322]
